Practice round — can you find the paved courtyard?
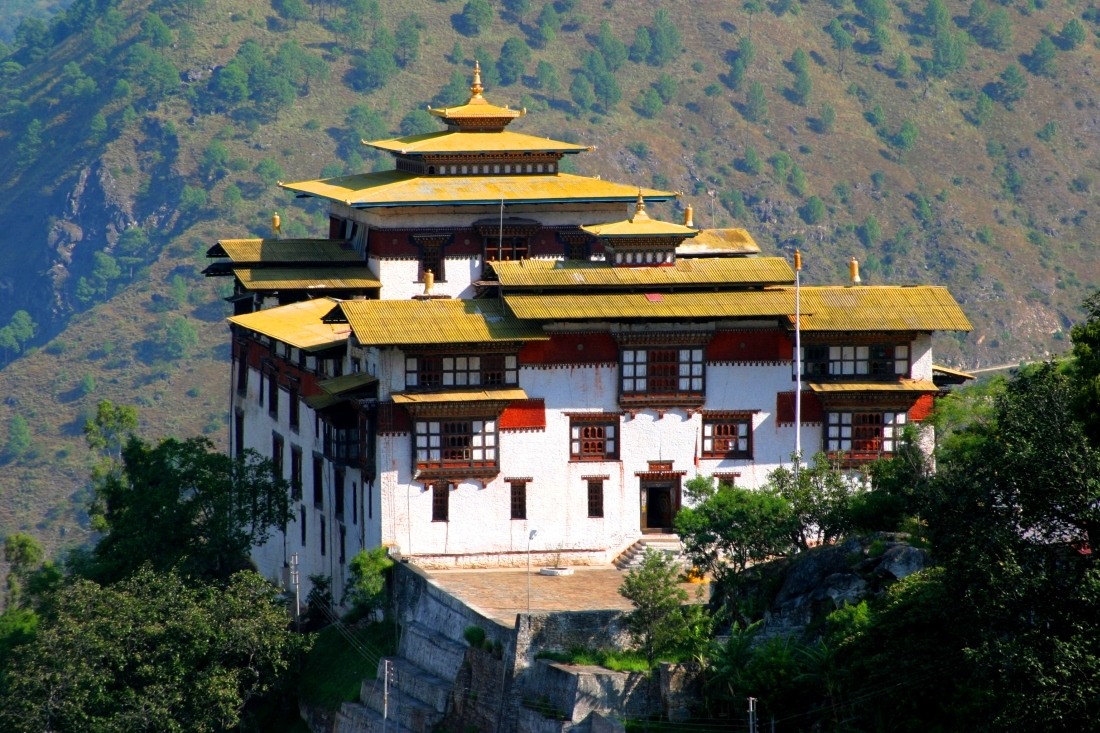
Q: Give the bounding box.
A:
[426,565,710,626]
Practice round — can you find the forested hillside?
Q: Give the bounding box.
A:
[2,0,1100,550]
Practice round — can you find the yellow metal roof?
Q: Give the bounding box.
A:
[679,228,761,255]
[582,196,697,238]
[228,298,351,351]
[208,239,359,263]
[367,130,588,155]
[391,387,528,405]
[504,285,969,332]
[806,380,939,394]
[318,372,378,395]
[303,393,344,410]
[233,267,381,291]
[490,257,794,289]
[794,286,972,332]
[280,171,675,208]
[931,364,976,381]
[337,299,549,346]
[504,290,796,320]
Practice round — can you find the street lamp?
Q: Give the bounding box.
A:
[527,529,537,614]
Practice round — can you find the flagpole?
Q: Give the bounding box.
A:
[794,249,802,472]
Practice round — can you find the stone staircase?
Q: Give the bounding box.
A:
[335,620,467,733]
[613,534,687,571]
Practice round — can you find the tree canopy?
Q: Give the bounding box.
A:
[88,435,291,583]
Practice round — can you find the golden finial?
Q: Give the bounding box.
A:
[272,211,281,237]
[631,189,651,222]
[423,269,435,296]
[470,60,484,99]
[684,203,694,228]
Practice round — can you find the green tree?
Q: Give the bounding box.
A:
[675,482,794,576]
[497,36,531,85]
[923,363,1100,729]
[88,435,291,583]
[858,214,881,247]
[770,454,857,550]
[619,549,690,665]
[741,146,762,175]
[800,195,826,224]
[351,44,396,91]
[648,9,682,66]
[970,91,994,125]
[595,21,627,71]
[274,0,309,24]
[996,63,1027,108]
[161,316,198,360]
[139,12,172,47]
[4,415,31,461]
[1071,291,1100,445]
[0,569,304,733]
[743,80,768,123]
[1026,36,1057,77]
[254,157,284,187]
[637,88,663,118]
[923,0,950,36]
[344,547,394,621]
[1059,18,1087,50]
[394,14,424,67]
[654,72,677,104]
[570,73,595,112]
[930,29,967,77]
[534,60,560,93]
[629,25,652,63]
[893,119,918,150]
[459,0,493,35]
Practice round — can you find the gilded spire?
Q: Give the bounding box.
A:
[469,60,485,102]
[630,189,651,222]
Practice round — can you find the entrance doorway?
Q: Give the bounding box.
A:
[640,481,680,532]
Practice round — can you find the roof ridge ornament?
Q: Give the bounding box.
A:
[469,60,485,103]
[630,189,651,223]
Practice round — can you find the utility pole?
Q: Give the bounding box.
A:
[289,553,300,632]
[748,697,758,733]
[527,529,537,614]
[794,248,802,475]
[382,659,391,733]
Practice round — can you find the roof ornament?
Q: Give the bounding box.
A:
[470,60,485,102]
[630,189,651,223]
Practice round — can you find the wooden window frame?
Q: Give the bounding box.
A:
[405,354,518,390]
[431,482,449,522]
[801,344,911,380]
[621,347,705,397]
[825,410,908,456]
[414,419,499,473]
[702,416,753,459]
[510,480,527,520]
[290,446,303,502]
[569,416,619,461]
[587,478,605,518]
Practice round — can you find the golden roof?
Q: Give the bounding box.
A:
[280,171,675,208]
[334,299,549,346]
[806,380,939,394]
[391,387,528,405]
[318,372,378,395]
[794,286,972,332]
[426,61,524,126]
[490,257,794,289]
[504,285,970,332]
[207,238,359,263]
[679,228,761,256]
[581,192,697,239]
[504,290,796,321]
[366,130,588,155]
[232,267,381,291]
[931,364,975,381]
[228,298,351,351]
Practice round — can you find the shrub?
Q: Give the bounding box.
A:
[463,625,486,647]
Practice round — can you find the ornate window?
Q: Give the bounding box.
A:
[825,411,907,455]
[802,345,910,380]
[702,415,753,459]
[621,347,705,395]
[414,419,498,472]
[405,354,518,389]
[569,415,619,461]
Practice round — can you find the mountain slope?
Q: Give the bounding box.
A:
[1,0,1098,552]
